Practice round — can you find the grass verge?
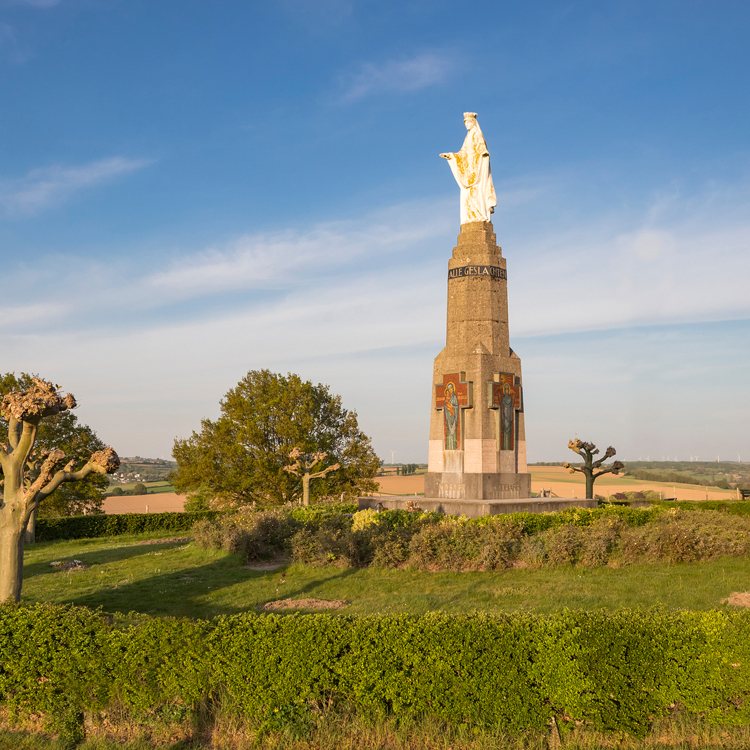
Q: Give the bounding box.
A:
[3,710,750,749]
[20,530,750,618]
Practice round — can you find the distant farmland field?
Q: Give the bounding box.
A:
[374,467,738,500]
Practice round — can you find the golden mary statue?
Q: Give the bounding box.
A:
[440,112,497,225]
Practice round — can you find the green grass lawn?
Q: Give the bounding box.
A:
[20,531,750,621]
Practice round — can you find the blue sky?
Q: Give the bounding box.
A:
[1,0,749,464]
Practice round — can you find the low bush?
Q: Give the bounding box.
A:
[193,509,302,560]
[290,516,364,567]
[2,604,750,740]
[192,506,358,561]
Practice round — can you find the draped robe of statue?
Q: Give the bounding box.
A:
[444,385,459,450]
[500,387,514,450]
[441,116,497,224]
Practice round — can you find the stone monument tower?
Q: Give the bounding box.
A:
[424,113,531,501]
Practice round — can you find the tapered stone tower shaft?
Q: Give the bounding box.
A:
[424,220,531,501]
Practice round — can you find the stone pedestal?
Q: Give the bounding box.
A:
[424,220,531,502]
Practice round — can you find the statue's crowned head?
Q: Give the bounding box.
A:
[463,112,478,129]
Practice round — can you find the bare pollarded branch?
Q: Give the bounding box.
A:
[284,448,330,475]
[594,460,624,478]
[2,380,77,471]
[27,446,120,517]
[1,378,76,422]
[7,418,22,451]
[90,446,120,473]
[562,461,582,474]
[13,421,39,473]
[25,448,66,502]
[309,463,340,480]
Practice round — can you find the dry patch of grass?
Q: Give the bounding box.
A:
[721,591,750,607]
[257,597,350,611]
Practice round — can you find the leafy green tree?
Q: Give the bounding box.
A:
[133,482,147,495]
[0,378,119,602]
[1,373,110,538]
[171,370,380,507]
[182,483,214,511]
[563,438,625,499]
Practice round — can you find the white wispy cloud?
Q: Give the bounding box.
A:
[340,52,453,102]
[2,174,749,459]
[0,302,69,326]
[0,156,154,218]
[506,187,750,336]
[145,201,453,298]
[3,178,749,338]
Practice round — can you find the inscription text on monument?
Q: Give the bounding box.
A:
[438,482,466,499]
[448,264,506,281]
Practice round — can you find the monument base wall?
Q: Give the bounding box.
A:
[358,495,597,519]
[423,471,532,500]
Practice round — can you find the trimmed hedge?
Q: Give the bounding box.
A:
[2,604,750,737]
[35,511,222,542]
[34,505,359,543]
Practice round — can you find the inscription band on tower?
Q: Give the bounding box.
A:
[448,265,507,280]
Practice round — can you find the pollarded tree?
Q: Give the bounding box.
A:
[0,373,109,529]
[0,379,120,603]
[563,438,625,499]
[284,448,340,506]
[171,370,380,507]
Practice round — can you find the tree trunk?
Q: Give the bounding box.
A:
[585,472,594,499]
[25,507,36,544]
[0,521,26,603]
[302,474,311,506]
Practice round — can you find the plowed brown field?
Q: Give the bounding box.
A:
[101,468,737,514]
[103,493,186,514]
[375,468,737,501]
[531,466,736,501]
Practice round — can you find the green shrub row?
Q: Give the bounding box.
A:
[35,511,222,542]
[288,503,358,520]
[197,504,750,570]
[2,604,750,738]
[600,489,662,504]
[292,508,750,570]
[657,500,750,516]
